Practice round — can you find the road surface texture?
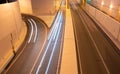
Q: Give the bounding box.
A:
[70,1,120,74]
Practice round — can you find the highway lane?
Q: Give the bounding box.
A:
[30,10,65,74]
[2,15,48,74]
[70,2,120,74]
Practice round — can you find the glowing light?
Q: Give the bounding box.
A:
[110,4,113,10]
[101,1,104,6]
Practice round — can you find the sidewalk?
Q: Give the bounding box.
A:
[60,9,78,74]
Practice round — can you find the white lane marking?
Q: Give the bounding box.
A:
[29,19,48,74]
[36,12,63,74]
[28,19,34,43]
[78,10,110,74]
[45,15,63,74]
[48,11,61,40]
[31,19,38,43]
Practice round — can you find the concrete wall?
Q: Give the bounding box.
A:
[90,0,120,20]
[0,1,26,73]
[18,0,33,14]
[31,0,62,15]
[85,3,120,47]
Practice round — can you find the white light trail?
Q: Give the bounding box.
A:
[36,11,63,74]
[45,15,63,74]
[28,19,34,43]
[31,19,38,43]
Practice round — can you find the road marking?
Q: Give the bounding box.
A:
[78,9,110,74]
[28,19,34,43]
[31,19,38,43]
[29,18,48,74]
[45,15,63,74]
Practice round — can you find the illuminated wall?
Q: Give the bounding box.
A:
[31,0,62,15]
[0,1,25,73]
[89,0,120,20]
[18,0,32,14]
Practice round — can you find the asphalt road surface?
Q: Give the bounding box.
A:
[70,2,120,74]
[31,10,65,74]
[2,14,48,74]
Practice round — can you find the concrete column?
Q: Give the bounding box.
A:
[18,0,33,14]
[0,1,26,73]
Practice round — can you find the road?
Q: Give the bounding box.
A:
[2,9,65,74]
[31,10,65,74]
[2,14,48,74]
[70,2,120,74]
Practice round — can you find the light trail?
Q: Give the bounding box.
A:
[28,19,34,43]
[31,19,38,43]
[36,11,63,74]
[45,14,63,74]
